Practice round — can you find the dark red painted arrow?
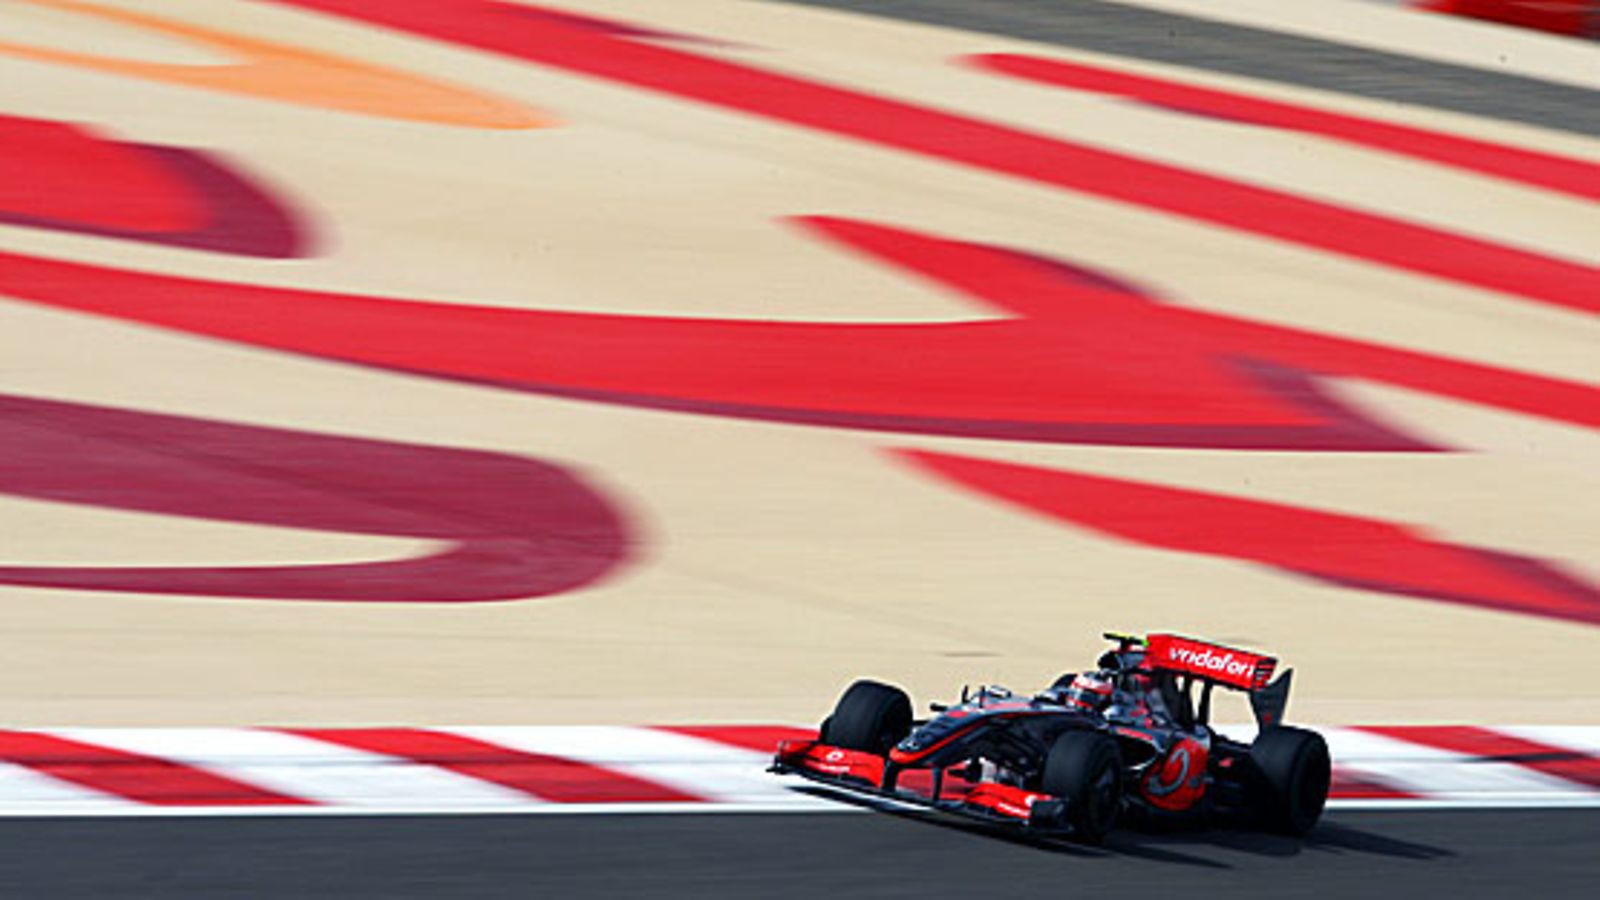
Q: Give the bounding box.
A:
[0,394,630,602]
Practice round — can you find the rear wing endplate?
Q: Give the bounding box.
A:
[1249,668,1292,730]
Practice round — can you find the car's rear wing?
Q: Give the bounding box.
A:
[1144,633,1293,729]
[1146,634,1276,691]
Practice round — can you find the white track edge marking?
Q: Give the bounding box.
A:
[3,796,1599,818]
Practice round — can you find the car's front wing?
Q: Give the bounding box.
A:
[770,739,1075,834]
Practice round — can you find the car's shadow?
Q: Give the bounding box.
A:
[790,785,1453,870]
[1102,817,1453,869]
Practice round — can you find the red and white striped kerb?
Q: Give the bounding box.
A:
[0,725,1594,815]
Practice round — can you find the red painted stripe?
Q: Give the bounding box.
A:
[1420,0,1594,37]
[293,728,704,803]
[13,216,1591,456]
[1329,768,1423,800]
[656,725,818,755]
[271,0,1598,315]
[0,115,198,231]
[0,731,309,806]
[897,451,1600,627]
[1362,726,1600,791]
[970,55,1600,202]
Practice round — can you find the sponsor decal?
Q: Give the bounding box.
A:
[1141,737,1210,811]
[1167,646,1254,679]
[1146,635,1275,689]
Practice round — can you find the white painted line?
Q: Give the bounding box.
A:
[1328,796,1600,811]
[46,728,536,809]
[0,799,854,818]
[2,793,1598,818]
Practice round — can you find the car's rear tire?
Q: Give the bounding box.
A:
[826,680,912,755]
[1248,726,1330,836]
[1040,730,1123,844]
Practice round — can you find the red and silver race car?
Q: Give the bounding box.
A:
[772,632,1330,843]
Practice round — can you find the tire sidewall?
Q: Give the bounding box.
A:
[1248,726,1331,835]
[827,680,912,755]
[1041,730,1123,843]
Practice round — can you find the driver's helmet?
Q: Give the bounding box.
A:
[1061,672,1114,712]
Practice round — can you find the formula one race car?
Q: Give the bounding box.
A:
[771,633,1329,843]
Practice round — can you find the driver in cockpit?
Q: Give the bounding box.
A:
[1046,667,1173,726]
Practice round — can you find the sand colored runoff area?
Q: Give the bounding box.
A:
[0,0,1596,727]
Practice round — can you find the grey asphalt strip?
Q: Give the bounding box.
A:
[765,0,1600,136]
[0,809,1595,898]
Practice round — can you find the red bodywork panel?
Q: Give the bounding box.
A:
[776,740,885,786]
[1146,633,1277,691]
[777,739,1055,821]
[1139,735,1211,812]
[963,783,1051,821]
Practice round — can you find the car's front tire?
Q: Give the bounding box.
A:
[826,680,912,755]
[1248,726,1330,836]
[1040,730,1123,844]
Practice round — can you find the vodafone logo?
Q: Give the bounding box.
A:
[1168,646,1252,678]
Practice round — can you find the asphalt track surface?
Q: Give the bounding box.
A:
[0,809,1595,898]
[772,0,1600,135]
